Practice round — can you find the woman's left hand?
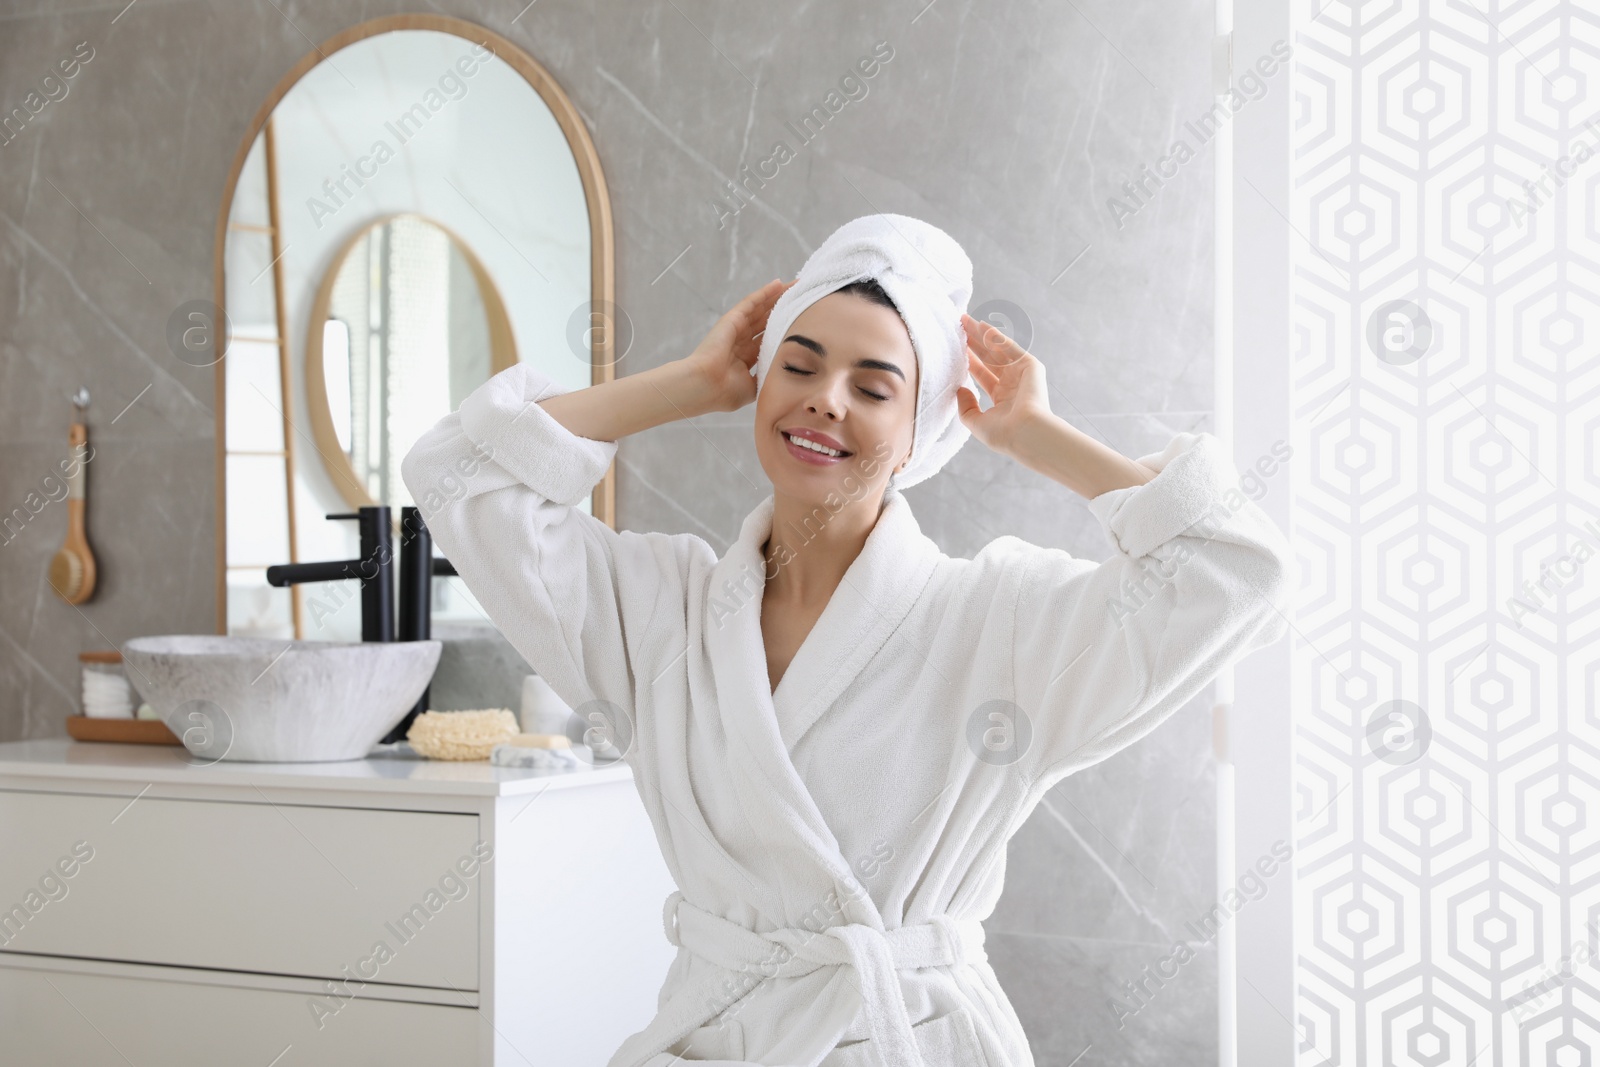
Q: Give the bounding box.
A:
[956,312,1054,457]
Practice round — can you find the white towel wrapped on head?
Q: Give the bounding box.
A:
[753,213,976,492]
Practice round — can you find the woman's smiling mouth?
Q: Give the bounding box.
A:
[781,427,853,463]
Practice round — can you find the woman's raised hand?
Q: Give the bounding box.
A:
[955,312,1054,457]
[682,278,796,413]
[538,279,793,442]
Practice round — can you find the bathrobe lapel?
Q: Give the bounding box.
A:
[702,491,944,914]
[766,493,945,750]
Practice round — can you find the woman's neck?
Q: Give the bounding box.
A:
[762,490,886,605]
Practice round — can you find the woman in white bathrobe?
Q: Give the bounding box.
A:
[402,241,1295,1064]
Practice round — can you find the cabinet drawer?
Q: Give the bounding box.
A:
[0,962,478,1065]
[0,791,481,990]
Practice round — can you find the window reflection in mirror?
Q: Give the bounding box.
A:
[316,214,503,509]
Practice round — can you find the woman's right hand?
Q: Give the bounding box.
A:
[679,278,794,413]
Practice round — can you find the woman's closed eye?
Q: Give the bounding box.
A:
[781,362,890,402]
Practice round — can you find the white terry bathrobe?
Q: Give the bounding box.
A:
[402,361,1296,1067]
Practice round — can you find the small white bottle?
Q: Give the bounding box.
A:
[519,674,572,736]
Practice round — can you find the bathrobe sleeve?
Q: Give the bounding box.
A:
[400,362,685,726]
[1009,432,1296,784]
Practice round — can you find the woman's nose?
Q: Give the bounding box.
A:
[805,378,845,420]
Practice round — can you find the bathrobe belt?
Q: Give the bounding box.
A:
[663,889,987,1065]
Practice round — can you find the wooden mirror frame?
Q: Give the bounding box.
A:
[211,13,616,635]
[305,212,519,512]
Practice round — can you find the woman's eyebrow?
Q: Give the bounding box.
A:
[781,334,907,381]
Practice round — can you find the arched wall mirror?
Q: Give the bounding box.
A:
[211,14,615,676]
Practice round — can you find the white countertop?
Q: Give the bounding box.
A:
[0,738,634,798]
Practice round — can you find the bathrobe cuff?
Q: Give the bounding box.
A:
[1085,432,1237,559]
[456,363,617,507]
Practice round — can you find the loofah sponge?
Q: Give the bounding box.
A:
[406,709,521,761]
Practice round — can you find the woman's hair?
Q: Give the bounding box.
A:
[832,277,900,315]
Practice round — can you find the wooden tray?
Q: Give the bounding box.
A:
[66,715,182,746]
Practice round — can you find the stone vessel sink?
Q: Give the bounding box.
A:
[120,636,442,763]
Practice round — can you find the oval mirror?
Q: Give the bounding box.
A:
[211,14,614,658]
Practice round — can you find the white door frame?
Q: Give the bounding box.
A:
[1219,0,1296,1064]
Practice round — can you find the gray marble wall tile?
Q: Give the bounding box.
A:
[987,927,1220,1065]
[0,0,1220,1060]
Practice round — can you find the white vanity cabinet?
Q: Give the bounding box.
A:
[0,739,679,1065]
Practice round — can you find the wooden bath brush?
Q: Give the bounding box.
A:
[49,387,97,605]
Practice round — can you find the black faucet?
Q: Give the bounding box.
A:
[266,507,396,642]
[384,506,456,744]
[265,505,459,747]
